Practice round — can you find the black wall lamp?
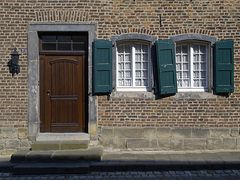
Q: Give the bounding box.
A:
[7,48,20,77]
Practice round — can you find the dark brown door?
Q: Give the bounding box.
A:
[40,55,86,132]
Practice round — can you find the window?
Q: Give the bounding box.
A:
[116,41,151,91]
[176,42,209,92]
[39,32,88,52]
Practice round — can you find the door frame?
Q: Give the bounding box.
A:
[28,23,97,141]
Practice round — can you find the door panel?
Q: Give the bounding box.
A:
[40,55,86,132]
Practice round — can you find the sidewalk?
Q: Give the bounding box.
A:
[1,150,240,174]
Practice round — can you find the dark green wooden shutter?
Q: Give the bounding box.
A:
[92,40,112,95]
[155,39,177,95]
[213,39,234,94]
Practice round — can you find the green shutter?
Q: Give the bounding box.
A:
[155,39,177,96]
[213,39,234,94]
[92,40,112,95]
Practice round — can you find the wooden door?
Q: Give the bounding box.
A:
[40,55,86,132]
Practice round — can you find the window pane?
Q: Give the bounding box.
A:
[125,45,131,53]
[183,63,188,70]
[143,54,148,61]
[135,79,141,86]
[58,43,71,51]
[118,71,124,78]
[136,71,141,78]
[143,71,148,78]
[41,36,56,42]
[143,62,148,69]
[118,46,124,53]
[125,54,131,62]
[58,35,71,42]
[125,63,131,70]
[193,45,199,53]
[135,45,141,53]
[135,62,141,69]
[182,45,188,54]
[42,43,56,50]
[176,46,181,54]
[119,54,124,62]
[183,80,190,87]
[200,45,206,54]
[125,71,131,78]
[194,80,199,87]
[135,54,141,62]
[142,45,148,53]
[73,43,86,51]
[143,79,148,86]
[200,54,206,62]
[200,71,206,78]
[194,54,199,62]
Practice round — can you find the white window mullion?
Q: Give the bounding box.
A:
[132,46,136,88]
[190,45,194,89]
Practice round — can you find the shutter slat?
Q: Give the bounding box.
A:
[213,39,234,94]
[155,39,177,96]
[92,40,112,94]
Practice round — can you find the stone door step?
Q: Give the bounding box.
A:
[11,147,103,163]
[32,133,90,151]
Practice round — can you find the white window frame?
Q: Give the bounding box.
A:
[176,41,210,92]
[116,41,151,92]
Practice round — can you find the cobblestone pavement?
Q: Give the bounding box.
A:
[1,170,240,180]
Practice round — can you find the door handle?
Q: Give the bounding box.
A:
[47,90,51,96]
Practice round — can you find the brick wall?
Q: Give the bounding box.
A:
[0,0,239,154]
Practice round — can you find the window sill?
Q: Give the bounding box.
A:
[110,91,155,99]
[174,92,217,99]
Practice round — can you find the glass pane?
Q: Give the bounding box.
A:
[118,55,124,62]
[118,46,124,53]
[183,55,188,63]
[135,45,141,53]
[183,63,188,70]
[41,36,56,42]
[118,71,124,78]
[193,45,199,53]
[58,36,71,42]
[143,79,148,86]
[201,71,206,78]
[176,63,181,70]
[182,45,188,54]
[200,45,206,54]
[125,71,131,78]
[143,62,148,69]
[177,80,182,87]
[118,80,124,86]
[142,45,148,53]
[194,80,199,87]
[193,63,199,70]
[194,54,199,62]
[42,43,57,50]
[177,72,181,79]
[135,71,141,78]
[125,63,131,70]
[135,54,141,62]
[125,54,131,62]
[183,71,189,78]
[176,55,181,63]
[58,43,71,51]
[73,43,86,51]
[200,54,206,62]
[125,45,131,53]
[200,80,206,87]
[72,35,87,43]
[118,63,124,70]
[143,54,148,61]
[194,71,199,78]
[183,80,190,87]
[135,62,141,69]
[125,79,132,86]
[176,46,181,54]
[200,63,206,70]
[135,79,141,86]
[143,71,148,78]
